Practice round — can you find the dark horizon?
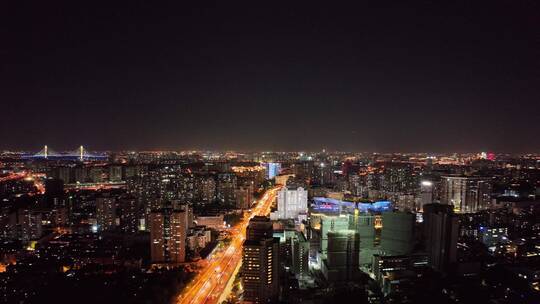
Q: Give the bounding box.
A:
[2,1,539,153]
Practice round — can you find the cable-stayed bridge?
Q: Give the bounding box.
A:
[24,145,107,161]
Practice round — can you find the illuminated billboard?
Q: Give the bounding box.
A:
[312,197,391,213]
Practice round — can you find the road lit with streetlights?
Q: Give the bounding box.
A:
[176,186,280,304]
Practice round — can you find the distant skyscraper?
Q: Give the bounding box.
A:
[150,205,187,264]
[423,203,458,274]
[265,162,281,179]
[441,176,492,213]
[96,196,116,231]
[242,216,279,303]
[273,186,308,220]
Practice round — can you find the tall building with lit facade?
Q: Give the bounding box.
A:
[119,196,140,233]
[149,205,187,264]
[277,230,309,278]
[320,214,350,257]
[196,174,216,203]
[419,180,434,210]
[440,176,492,213]
[216,173,237,205]
[423,203,458,273]
[273,186,308,221]
[265,162,281,179]
[18,208,42,242]
[96,196,117,231]
[242,216,279,303]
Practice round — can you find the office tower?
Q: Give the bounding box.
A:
[274,186,308,220]
[423,203,459,273]
[265,162,281,179]
[149,205,187,264]
[216,173,237,205]
[419,180,434,210]
[246,216,273,240]
[350,212,376,265]
[380,211,415,255]
[320,214,350,256]
[242,216,279,303]
[96,196,117,231]
[321,230,361,282]
[440,176,492,213]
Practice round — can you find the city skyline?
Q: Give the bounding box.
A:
[2,2,540,303]
[2,145,540,155]
[2,1,539,152]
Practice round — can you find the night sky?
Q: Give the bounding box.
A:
[1,1,539,152]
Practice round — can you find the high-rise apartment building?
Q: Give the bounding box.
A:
[216,173,237,205]
[273,186,308,220]
[96,196,116,231]
[242,216,279,303]
[149,205,187,264]
[18,208,42,242]
[440,176,492,213]
[119,196,139,233]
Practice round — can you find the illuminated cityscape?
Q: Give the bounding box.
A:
[1,150,540,303]
[1,2,540,304]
